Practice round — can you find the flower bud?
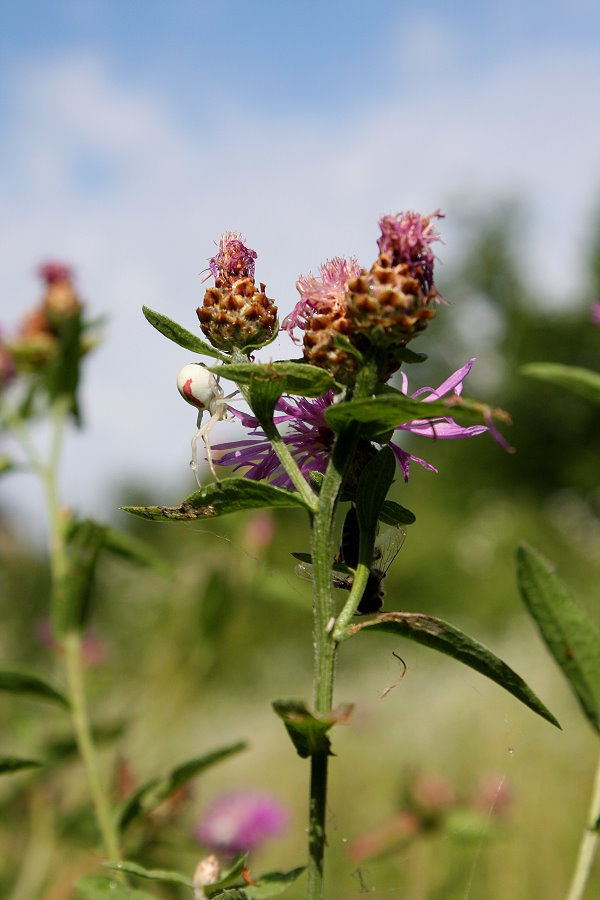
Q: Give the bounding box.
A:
[197,276,277,352]
[198,233,277,352]
[38,262,81,318]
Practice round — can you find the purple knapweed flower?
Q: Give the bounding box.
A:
[203,231,257,286]
[592,302,600,325]
[216,392,335,487]
[390,357,488,481]
[196,790,288,854]
[377,210,444,295]
[281,256,361,342]
[213,359,489,487]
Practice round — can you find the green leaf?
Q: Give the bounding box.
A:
[334,333,364,362]
[272,700,353,758]
[117,741,247,832]
[238,867,305,899]
[208,361,337,397]
[243,319,280,353]
[122,478,310,522]
[308,473,416,525]
[379,500,416,526]
[142,305,225,359]
[43,310,85,420]
[0,670,69,708]
[77,873,155,899]
[204,853,248,896]
[349,612,559,727]
[521,363,600,405]
[101,526,172,576]
[45,722,126,764]
[0,755,42,775]
[210,892,250,900]
[51,518,106,637]
[395,347,428,364]
[104,860,192,888]
[0,456,16,476]
[517,543,600,734]
[325,393,504,438]
[356,446,396,564]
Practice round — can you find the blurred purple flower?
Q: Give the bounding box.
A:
[34,618,108,666]
[214,359,490,487]
[196,790,288,854]
[37,261,73,285]
[282,256,361,342]
[592,302,600,325]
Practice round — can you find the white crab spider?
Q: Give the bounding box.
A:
[177,363,232,487]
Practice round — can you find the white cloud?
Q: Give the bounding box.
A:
[1,40,598,533]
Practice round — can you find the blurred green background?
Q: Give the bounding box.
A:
[1,205,599,898]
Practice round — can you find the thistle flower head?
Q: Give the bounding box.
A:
[196,790,288,854]
[204,232,257,287]
[198,232,277,352]
[282,256,361,341]
[592,302,600,325]
[377,210,444,294]
[37,260,80,317]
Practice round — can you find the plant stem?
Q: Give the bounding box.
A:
[566,748,600,900]
[230,348,318,510]
[306,354,380,900]
[63,631,121,861]
[42,400,121,862]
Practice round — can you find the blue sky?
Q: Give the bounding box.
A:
[1,0,599,530]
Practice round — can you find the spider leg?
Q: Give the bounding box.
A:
[190,410,206,488]
[198,408,224,483]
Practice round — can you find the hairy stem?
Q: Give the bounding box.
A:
[306,354,380,900]
[42,401,121,862]
[63,632,121,861]
[566,748,600,900]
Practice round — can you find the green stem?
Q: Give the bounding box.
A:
[566,748,600,900]
[332,562,371,641]
[41,401,121,862]
[306,354,380,900]
[230,348,318,510]
[63,631,121,861]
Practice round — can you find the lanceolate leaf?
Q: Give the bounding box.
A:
[104,860,192,888]
[51,519,106,637]
[325,393,506,438]
[208,360,337,397]
[349,612,559,727]
[521,363,600,406]
[101,526,172,575]
[356,446,396,565]
[229,867,306,899]
[0,670,69,709]
[77,873,155,899]
[272,700,353,758]
[142,306,225,359]
[379,500,416,526]
[308,473,416,525]
[0,756,43,775]
[117,741,247,832]
[122,478,310,522]
[517,543,600,735]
